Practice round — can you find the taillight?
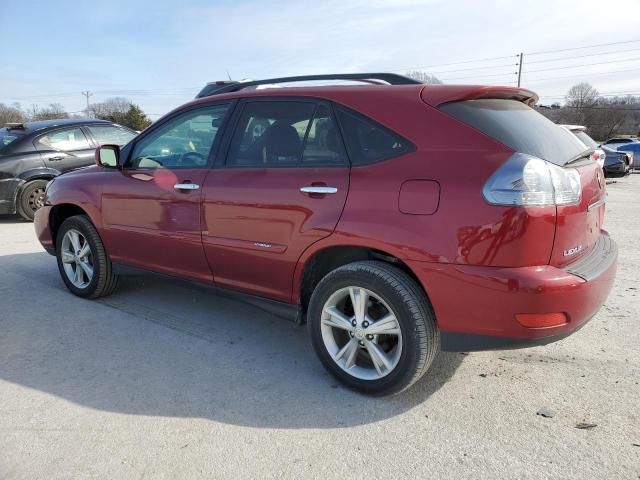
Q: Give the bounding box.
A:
[624,151,634,166]
[590,149,605,168]
[483,153,581,206]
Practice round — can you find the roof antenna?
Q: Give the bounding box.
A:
[226,70,232,81]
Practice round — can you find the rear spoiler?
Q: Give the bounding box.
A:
[421,85,538,107]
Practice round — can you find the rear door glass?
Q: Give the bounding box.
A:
[87,125,136,146]
[35,128,91,151]
[440,99,585,166]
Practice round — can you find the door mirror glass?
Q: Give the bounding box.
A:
[96,144,120,168]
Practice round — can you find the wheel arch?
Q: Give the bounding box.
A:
[49,204,93,246]
[16,167,61,182]
[13,170,59,206]
[294,243,429,315]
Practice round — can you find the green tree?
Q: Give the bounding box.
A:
[123,104,152,131]
[88,97,152,131]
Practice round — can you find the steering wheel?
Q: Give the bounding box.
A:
[181,151,207,166]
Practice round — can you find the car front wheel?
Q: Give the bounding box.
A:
[308,261,439,396]
[55,215,118,299]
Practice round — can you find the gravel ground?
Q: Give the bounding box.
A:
[0,176,638,480]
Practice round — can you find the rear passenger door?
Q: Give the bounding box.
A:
[201,99,350,302]
[34,127,96,172]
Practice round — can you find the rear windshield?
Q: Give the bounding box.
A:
[0,129,22,150]
[572,130,598,149]
[440,99,585,166]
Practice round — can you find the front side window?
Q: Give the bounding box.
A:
[128,104,230,169]
[336,108,412,165]
[87,125,136,146]
[36,128,91,151]
[226,101,347,167]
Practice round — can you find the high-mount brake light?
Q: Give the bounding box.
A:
[483,153,581,207]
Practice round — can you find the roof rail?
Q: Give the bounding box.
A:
[195,73,422,98]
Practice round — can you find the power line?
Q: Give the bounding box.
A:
[524,56,640,74]
[525,47,640,65]
[525,39,640,56]
[525,66,640,83]
[439,71,518,81]
[388,54,518,73]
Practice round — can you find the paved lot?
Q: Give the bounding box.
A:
[1,177,639,480]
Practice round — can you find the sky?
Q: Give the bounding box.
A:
[1,0,640,119]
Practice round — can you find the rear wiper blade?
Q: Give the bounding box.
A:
[566,147,595,165]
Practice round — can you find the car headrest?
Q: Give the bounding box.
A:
[265,123,301,158]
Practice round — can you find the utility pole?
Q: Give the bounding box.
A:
[517,53,523,87]
[81,91,93,110]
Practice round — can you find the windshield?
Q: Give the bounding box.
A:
[573,130,598,149]
[0,129,22,150]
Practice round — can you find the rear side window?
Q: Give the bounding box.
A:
[35,128,91,152]
[0,129,22,150]
[440,99,585,166]
[335,108,413,165]
[87,125,135,146]
[226,101,347,167]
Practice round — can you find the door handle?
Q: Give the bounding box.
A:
[300,186,338,194]
[174,183,200,191]
[49,155,65,161]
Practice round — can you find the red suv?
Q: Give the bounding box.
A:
[34,74,617,395]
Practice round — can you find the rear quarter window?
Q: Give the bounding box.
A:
[335,107,413,165]
[440,99,584,166]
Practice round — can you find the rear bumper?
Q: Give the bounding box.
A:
[408,232,617,352]
[604,162,630,177]
[34,205,55,255]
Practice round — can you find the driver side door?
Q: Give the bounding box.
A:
[100,103,232,283]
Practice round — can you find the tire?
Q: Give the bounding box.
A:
[307,260,439,396]
[55,215,118,299]
[17,179,49,221]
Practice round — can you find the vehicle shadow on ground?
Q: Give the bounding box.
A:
[0,252,463,429]
[0,214,25,224]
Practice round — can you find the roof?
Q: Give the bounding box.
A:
[2,118,111,134]
[175,83,539,121]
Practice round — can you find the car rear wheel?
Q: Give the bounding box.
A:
[308,261,439,396]
[55,215,118,298]
[17,179,49,221]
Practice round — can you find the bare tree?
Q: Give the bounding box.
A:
[589,98,630,140]
[86,97,131,120]
[0,103,27,125]
[31,103,69,121]
[405,71,443,85]
[564,82,599,125]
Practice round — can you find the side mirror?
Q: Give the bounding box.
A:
[95,144,120,168]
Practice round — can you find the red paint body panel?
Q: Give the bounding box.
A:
[201,167,349,301]
[550,161,606,267]
[407,235,616,338]
[100,168,213,283]
[34,83,617,350]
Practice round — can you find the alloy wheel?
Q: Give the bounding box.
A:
[60,229,94,289]
[320,286,403,380]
